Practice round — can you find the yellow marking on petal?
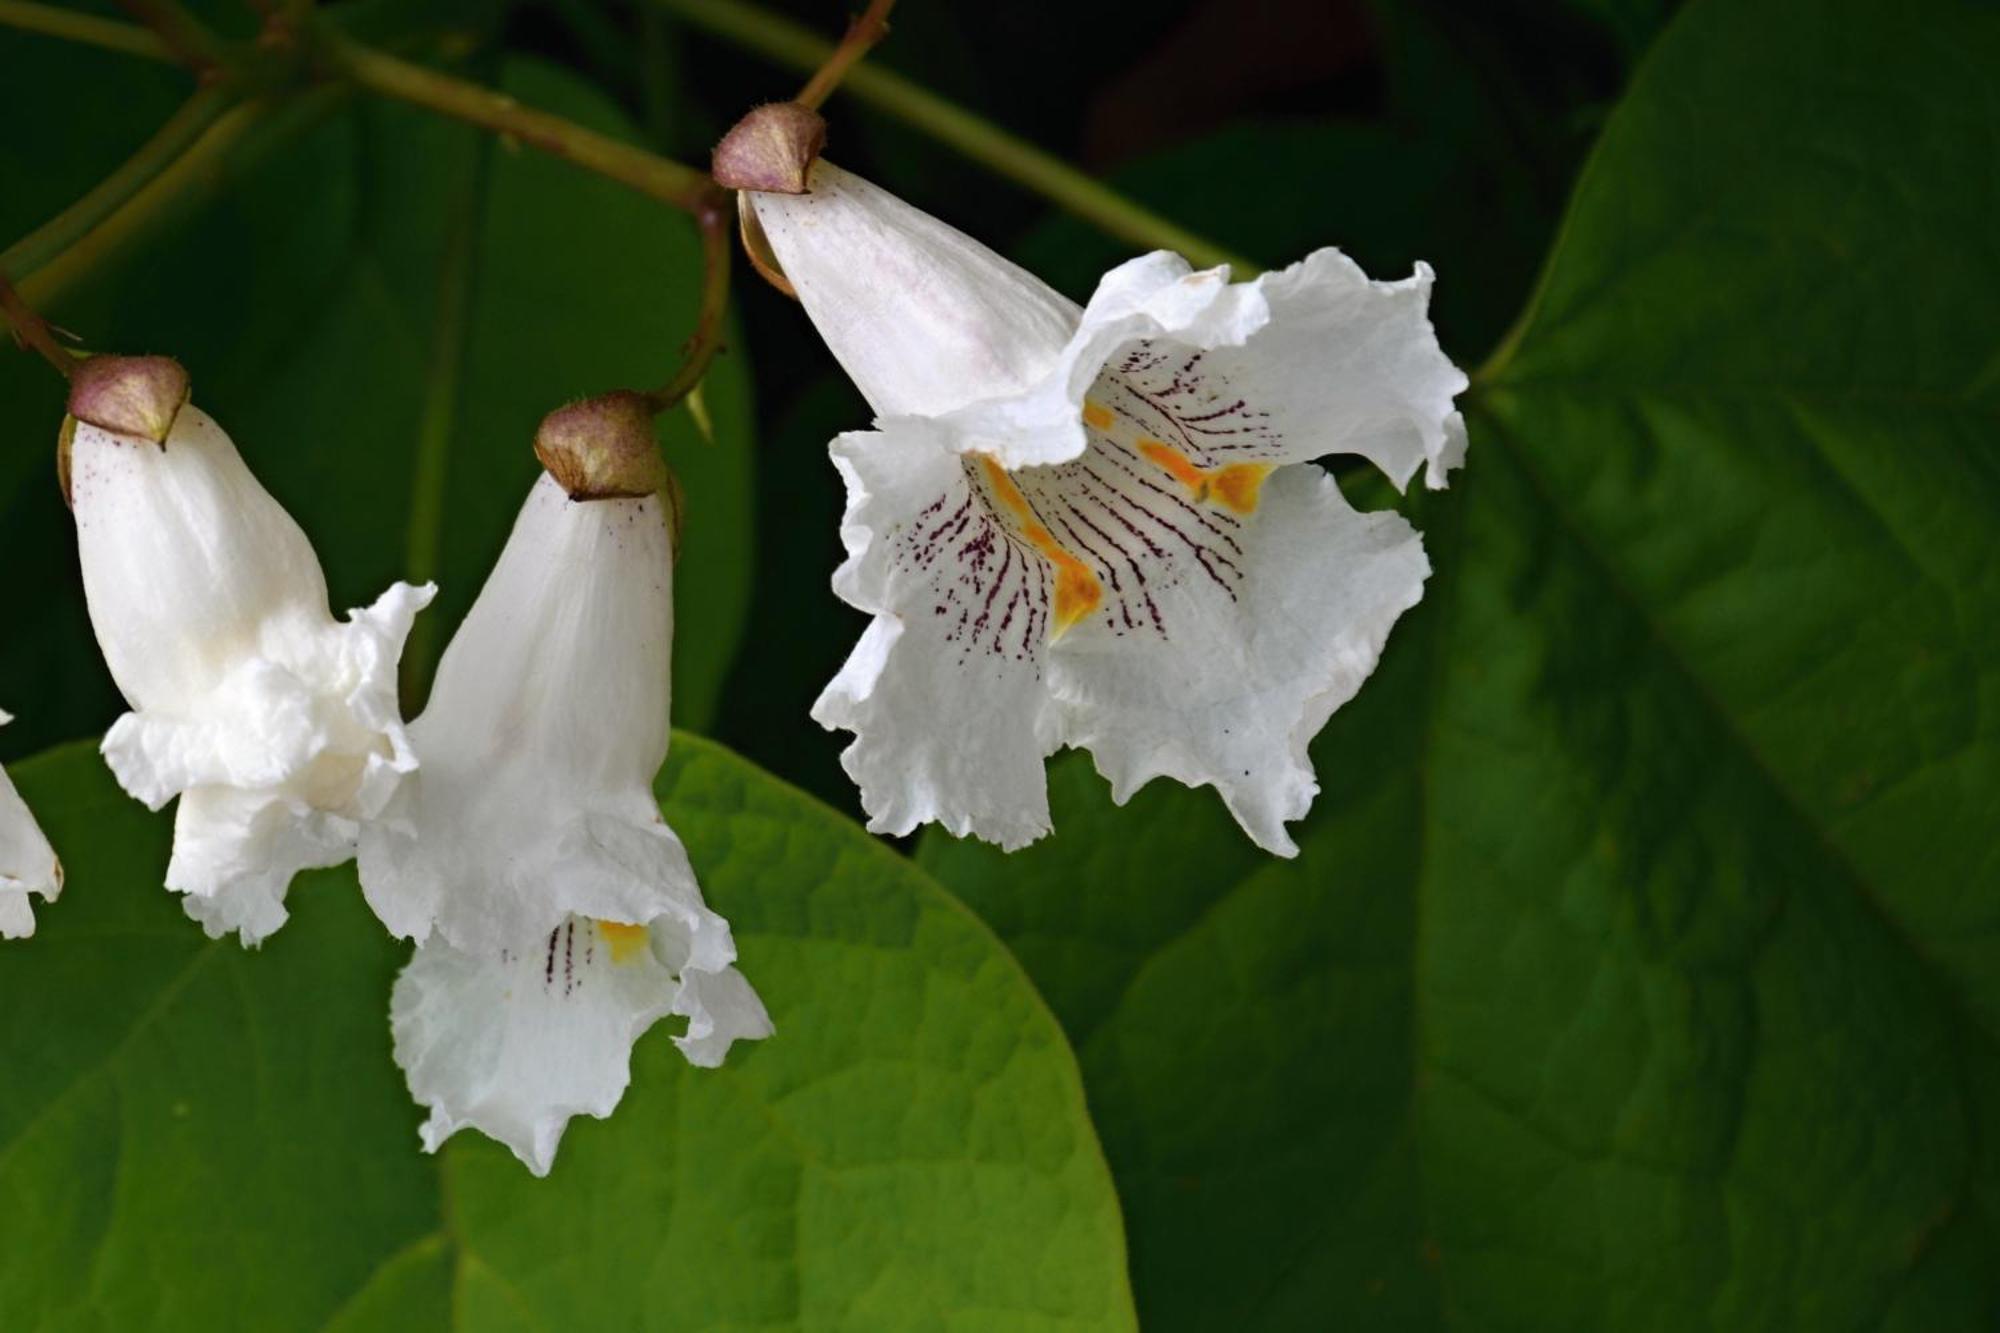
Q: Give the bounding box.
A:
[979,453,1032,518]
[1081,400,1115,431]
[1136,440,1272,514]
[1042,542,1104,634]
[1210,463,1273,514]
[596,920,649,964]
[978,455,1102,636]
[1137,439,1210,495]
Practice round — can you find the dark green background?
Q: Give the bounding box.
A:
[3,0,1996,1328]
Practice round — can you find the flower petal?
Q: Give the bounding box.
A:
[670,964,774,1069]
[392,917,686,1176]
[95,580,431,943]
[748,162,1080,417]
[100,575,430,814]
[0,714,61,940]
[74,407,335,710]
[754,163,1464,850]
[373,469,769,1174]
[166,785,354,944]
[1048,464,1428,854]
[812,425,1060,848]
[749,164,1465,488]
[0,892,35,941]
[359,475,705,953]
[73,406,431,940]
[934,248,1469,485]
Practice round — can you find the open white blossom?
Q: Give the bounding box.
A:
[66,357,431,944]
[0,712,62,939]
[743,158,1467,854]
[360,396,770,1175]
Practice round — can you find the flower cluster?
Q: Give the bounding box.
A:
[7,101,1463,1177]
[25,362,768,1174]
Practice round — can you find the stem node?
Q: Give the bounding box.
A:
[0,271,77,379]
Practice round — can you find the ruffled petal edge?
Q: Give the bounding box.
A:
[904,248,1468,491]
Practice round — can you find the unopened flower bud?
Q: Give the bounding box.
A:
[533,391,668,500]
[711,102,826,195]
[66,354,189,445]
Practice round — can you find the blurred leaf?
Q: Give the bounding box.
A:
[0,35,190,726]
[924,0,2000,1327]
[0,734,1136,1330]
[0,32,188,248]
[0,56,754,754]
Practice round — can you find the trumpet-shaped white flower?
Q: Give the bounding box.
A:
[360,396,770,1175]
[740,155,1467,854]
[0,712,61,939]
[65,357,431,944]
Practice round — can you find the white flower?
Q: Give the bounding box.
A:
[0,712,62,939]
[359,395,770,1176]
[65,357,432,944]
[743,160,1467,854]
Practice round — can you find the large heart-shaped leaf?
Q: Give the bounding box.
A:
[922,0,2000,1326]
[0,734,1135,1329]
[0,50,753,751]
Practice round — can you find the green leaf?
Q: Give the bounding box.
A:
[0,735,1135,1330]
[923,0,2000,1326]
[0,56,753,754]
[1481,0,2000,1042]
[922,602,1445,1332]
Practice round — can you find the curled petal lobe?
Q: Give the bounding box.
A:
[166,785,355,944]
[0,712,62,940]
[672,963,774,1069]
[753,162,1466,849]
[70,406,429,943]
